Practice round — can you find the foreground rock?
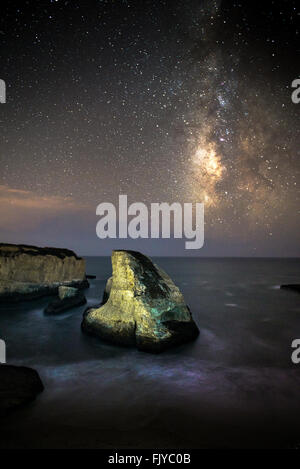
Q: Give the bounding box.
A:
[82,250,199,353]
[0,364,44,415]
[0,243,89,302]
[280,284,300,294]
[44,286,86,314]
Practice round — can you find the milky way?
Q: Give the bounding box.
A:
[0,0,299,255]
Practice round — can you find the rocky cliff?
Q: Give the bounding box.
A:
[82,250,199,353]
[0,243,88,302]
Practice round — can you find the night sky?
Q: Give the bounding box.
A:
[0,0,299,256]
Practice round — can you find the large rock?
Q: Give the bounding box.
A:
[44,286,86,314]
[82,250,199,353]
[0,243,89,302]
[0,364,44,415]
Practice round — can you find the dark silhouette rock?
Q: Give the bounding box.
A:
[280,284,300,294]
[0,364,44,415]
[86,274,96,279]
[82,250,199,353]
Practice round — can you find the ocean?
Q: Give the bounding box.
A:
[0,257,300,448]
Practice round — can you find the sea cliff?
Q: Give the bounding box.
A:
[0,243,88,302]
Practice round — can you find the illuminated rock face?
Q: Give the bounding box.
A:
[82,250,199,353]
[0,243,88,302]
[58,286,79,300]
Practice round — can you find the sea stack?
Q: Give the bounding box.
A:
[82,250,199,353]
[44,286,87,314]
[0,243,89,302]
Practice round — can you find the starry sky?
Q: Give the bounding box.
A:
[0,0,299,256]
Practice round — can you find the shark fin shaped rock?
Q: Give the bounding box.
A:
[82,250,199,353]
